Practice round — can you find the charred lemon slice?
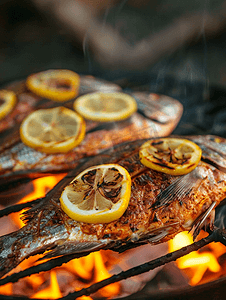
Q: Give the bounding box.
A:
[20,107,85,153]
[26,69,80,102]
[139,138,202,175]
[60,164,131,223]
[0,90,16,120]
[73,92,137,122]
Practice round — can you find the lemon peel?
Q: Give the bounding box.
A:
[26,69,80,102]
[0,90,16,120]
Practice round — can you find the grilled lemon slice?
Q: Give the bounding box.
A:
[139,138,202,175]
[20,107,85,153]
[60,164,131,223]
[0,90,16,120]
[73,92,137,122]
[26,69,80,102]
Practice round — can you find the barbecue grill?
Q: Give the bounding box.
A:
[1,73,226,300]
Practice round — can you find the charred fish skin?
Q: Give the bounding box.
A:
[1,135,226,278]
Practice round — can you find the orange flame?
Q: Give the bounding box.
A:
[31,271,62,299]
[0,283,13,295]
[64,250,120,298]
[8,174,120,299]
[93,251,120,297]
[19,255,46,289]
[11,174,66,228]
[168,231,226,285]
[64,253,95,281]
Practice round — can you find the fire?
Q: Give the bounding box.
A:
[7,174,120,299]
[2,173,226,297]
[11,174,66,228]
[168,231,226,286]
[63,251,120,298]
[0,283,12,295]
[31,271,62,299]
[93,251,120,297]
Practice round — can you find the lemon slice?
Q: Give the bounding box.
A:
[0,90,16,120]
[139,138,202,175]
[20,107,86,153]
[60,164,131,223]
[26,69,80,102]
[73,92,137,122]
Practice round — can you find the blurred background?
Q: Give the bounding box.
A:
[0,0,226,88]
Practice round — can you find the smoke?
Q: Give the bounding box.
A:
[215,203,226,229]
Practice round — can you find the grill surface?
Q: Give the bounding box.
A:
[1,75,226,299]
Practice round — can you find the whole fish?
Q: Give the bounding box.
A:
[0,76,183,188]
[0,135,226,278]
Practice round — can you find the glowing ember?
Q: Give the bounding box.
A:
[168,231,226,286]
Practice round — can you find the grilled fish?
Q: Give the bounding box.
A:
[0,135,226,278]
[0,76,183,188]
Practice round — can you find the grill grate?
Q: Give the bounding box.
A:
[1,75,226,299]
[0,223,225,300]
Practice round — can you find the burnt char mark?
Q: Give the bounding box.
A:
[202,157,226,173]
[186,163,195,169]
[102,234,111,239]
[120,152,143,174]
[81,169,96,184]
[110,167,121,175]
[153,213,159,222]
[152,161,175,170]
[134,172,153,186]
[137,109,167,124]
[152,140,164,146]
[130,225,138,232]
[102,186,122,202]
[181,159,189,165]
[86,122,120,134]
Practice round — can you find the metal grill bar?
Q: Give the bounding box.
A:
[0,199,42,217]
[0,228,225,300]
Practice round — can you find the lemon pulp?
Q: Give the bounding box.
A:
[20,106,85,153]
[74,92,137,122]
[60,164,131,223]
[139,138,202,175]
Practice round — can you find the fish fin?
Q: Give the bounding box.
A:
[154,169,204,208]
[147,222,180,243]
[41,241,108,260]
[147,230,169,243]
[131,222,179,244]
[190,201,216,241]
